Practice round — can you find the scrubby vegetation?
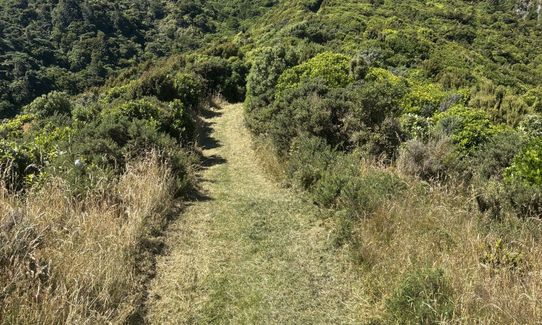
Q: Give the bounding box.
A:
[2,0,542,323]
[243,0,542,322]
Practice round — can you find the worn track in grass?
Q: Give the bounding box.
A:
[146,103,365,324]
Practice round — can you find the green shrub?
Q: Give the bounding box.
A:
[0,114,34,138]
[504,180,542,219]
[401,82,448,116]
[311,155,355,208]
[385,268,454,324]
[23,91,72,118]
[505,137,542,186]
[433,105,496,153]
[480,239,524,271]
[0,140,37,191]
[189,54,248,102]
[275,51,353,96]
[400,113,430,140]
[350,54,369,81]
[246,46,297,101]
[287,135,336,190]
[104,98,195,143]
[48,115,195,196]
[518,114,542,137]
[472,128,525,181]
[340,77,407,157]
[135,70,178,102]
[266,80,346,152]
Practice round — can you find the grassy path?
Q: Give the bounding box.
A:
[146,103,365,324]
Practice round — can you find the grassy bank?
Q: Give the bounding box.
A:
[0,152,183,324]
[253,136,542,323]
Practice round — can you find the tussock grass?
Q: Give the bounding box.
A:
[0,152,177,324]
[342,171,542,323]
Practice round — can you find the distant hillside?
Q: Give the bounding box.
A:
[0,0,277,117]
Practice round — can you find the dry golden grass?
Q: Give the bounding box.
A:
[0,152,176,324]
[350,173,542,324]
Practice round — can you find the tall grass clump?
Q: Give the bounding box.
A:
[0,152,180,324]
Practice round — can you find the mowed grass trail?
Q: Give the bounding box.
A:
[146,103,365,324]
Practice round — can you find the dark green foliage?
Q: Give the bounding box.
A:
[49,115,195,196]
[337,168,406,218]
[385,268,454,324]
[350,54,369,81]
[287,136,406,218]
[0,0,277,116]
[286,135,336,190]
[472,128,525,181]
[504,180,542,219]
[246,46,297,104]
[189,55,249,102]
[0,140,37,191]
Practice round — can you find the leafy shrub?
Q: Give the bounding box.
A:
[365,67,403,86]
[246,46,297,101]
[23,91,72,118]
[266,80,347,152]
[286,135,336,190]
[104,98,195,143]
[481,239,524,271]
[0,114,34,138]
[504,180,542,219]
[400,113,430,140]
[506,137,542,186]
[135,70,178,102]
[433,105,496,153]
[48,115,195,196]
[189,54,249,102]
[401,82,448,116]
[472,128,525,181]
[518,114,542,137]
[311,155,355,208]
[0,140,37,191]
[275,51,353,96]
[385,268,454,324]
[350,54,369,81]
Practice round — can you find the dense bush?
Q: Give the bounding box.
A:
[286,135,337,190]
[336,166,406,218]
[246,46,297,102]
[506,137,542,186]
[23,91,72,118]
[472,128,525,181]
[104,98,195,143]
[275,51,353,95]
[432,105,496,153]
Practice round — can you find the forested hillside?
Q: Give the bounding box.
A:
[0,0,276,117]
[1,0,542,323]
